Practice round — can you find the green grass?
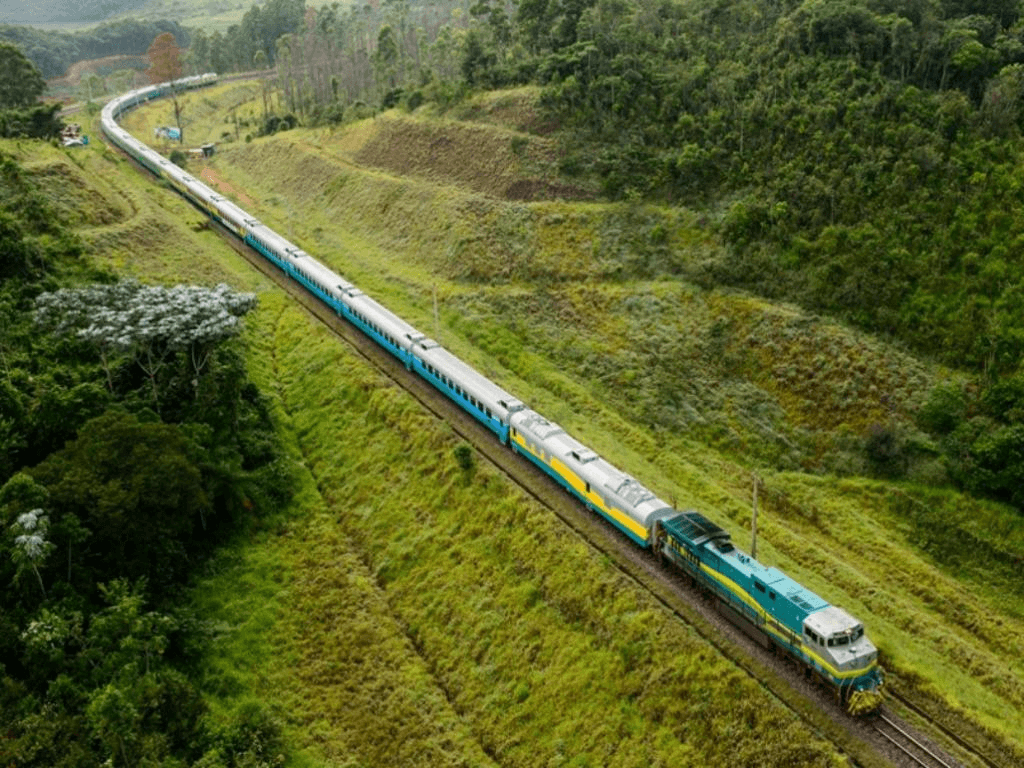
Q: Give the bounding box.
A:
[88,82,1024,763]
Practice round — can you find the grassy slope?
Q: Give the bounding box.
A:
[91,79,1024,761]
[17,106,846,765]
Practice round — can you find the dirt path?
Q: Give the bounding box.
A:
[200,165,256,208]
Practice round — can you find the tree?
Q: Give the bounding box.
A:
[0,43,46,108]
[147,33,184,140]
[34,280,258,408]
[187,28,210,74]
[375,25,400,97]
[9,508,53,598]
[29,412,209,593]
[146,32,182,84]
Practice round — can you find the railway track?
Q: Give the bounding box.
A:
[885,690,1006,768]
[873,710,957,768]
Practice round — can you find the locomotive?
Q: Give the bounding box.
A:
[100,75,885,715]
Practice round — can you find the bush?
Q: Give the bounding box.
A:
[865,423,907,478]
[917,382,967,435]
[454,443,475,473]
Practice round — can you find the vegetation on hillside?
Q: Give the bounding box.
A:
[0,44,61,139]
[0,0,148,26]
[0,18,189,79]
[172,0,1024,517]
[0,140,293,766]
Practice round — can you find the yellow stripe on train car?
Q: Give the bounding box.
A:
[511,433,649,541]
[549,457,648,540]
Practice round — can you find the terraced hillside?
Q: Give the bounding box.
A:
[101,82,1024,764]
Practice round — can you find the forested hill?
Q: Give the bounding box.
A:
[0,18,188,78]
[182,0,1024,373]
[532,0,1024,510]
[181,0,1024,513]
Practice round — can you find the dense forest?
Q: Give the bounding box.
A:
[0,63,293,763]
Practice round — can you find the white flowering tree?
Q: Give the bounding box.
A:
[10,508,53,598]
[35,280,257,408]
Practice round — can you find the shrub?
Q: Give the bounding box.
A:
[454,443,475,473]
[865,423,907,478]
[918,382,967,435]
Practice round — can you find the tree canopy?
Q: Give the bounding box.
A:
[35,280,257,404]
[0,149,291,767]
[0,42,45,108]
[146,31,182,84]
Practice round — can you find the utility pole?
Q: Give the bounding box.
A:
[751,473,759,560]
[433,284,440,340]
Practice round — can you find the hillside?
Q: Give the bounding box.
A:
[0,0,146,25]
[108,80,1024,764]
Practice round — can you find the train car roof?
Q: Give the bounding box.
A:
[804,605,860,636]
[417,341,521,408]
[662,511,731,547]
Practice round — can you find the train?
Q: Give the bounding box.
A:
[99,74,885,715]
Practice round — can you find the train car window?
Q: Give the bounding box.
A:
[769,591,776,600]
[754,582,766,593]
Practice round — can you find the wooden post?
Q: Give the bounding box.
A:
[433,284,440,340]
[751,473,759,560]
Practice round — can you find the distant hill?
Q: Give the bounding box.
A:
[0,19,189,79]
[0,0,148,25]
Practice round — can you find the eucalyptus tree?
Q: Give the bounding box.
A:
[146,32,184,140]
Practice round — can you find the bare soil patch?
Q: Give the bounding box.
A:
[200,165,256,208]
[352,113,591,201]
